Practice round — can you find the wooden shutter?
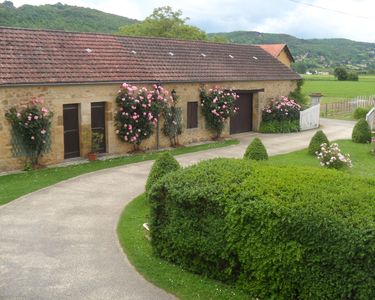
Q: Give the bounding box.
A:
[187,102,198,129]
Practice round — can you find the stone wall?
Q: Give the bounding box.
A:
[0,80,296,171]
[277,50,292,68]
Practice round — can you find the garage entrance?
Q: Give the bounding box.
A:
[230,93,253,134]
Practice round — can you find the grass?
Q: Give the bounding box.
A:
[302,74,375,104]
[269,140,374,178]
[117,194,249,300]
[0,139,239,206]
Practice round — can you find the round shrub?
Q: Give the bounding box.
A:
[150,158,375,299]
[353,107,370,120]
[244,137,268,160]
[145,152,180,195]
[308,130,329,155]
[352,118,371,143]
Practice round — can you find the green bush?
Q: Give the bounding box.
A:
[347,71,359,81]
[150,158,375,299]
[259,119,300,133]
[145,152,180,195]
[308,130,329,155]
[288,79,309,106]
[353,107,370,120]
[244,138,268,160]
[352,119,371,143]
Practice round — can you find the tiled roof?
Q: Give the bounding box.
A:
[258,44,295,62]
[0,27,300,86]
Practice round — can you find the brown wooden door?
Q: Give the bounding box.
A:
[91,102,106,153]
[63,104,80,159]
[230,93,253,134]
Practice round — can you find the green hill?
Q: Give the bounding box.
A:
[1,1,374,73]
[210,31,375,73]
[0,1,137,33]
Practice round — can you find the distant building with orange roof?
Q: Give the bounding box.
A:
[258,44,294,68]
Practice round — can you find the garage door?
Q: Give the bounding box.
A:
[230,93,253,134]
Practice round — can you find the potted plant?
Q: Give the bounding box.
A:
[88,132,104,161]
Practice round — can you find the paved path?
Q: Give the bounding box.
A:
[0,119,354,299]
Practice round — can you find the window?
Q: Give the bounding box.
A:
[187,101,198,129]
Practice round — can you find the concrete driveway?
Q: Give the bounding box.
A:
[0,118,354,299]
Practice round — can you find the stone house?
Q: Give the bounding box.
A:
[258,44,295,68]
[0,27,300,171]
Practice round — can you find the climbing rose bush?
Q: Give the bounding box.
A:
[316,143,352,169]
[5,98,53,167]
[200,86,238,139]
[115,83,168,150]
[262,96,301,122]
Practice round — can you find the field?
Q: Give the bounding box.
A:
[302,75,375,104]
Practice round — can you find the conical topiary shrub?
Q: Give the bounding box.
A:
[308,130,329,155]
[244,137,268,160]
[145,152,181,195]
[352,119,371,144]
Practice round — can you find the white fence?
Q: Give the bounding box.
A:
[366,107,375,131]
[300,104,320,131]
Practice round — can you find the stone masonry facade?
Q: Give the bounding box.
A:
[0,80,296,171]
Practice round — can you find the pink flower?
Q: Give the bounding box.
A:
[40,129,46,135]
[122,83,128,89]
[34,115,39,120]
[16,112,21,118]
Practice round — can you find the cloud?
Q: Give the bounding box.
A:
[10,0,375,42]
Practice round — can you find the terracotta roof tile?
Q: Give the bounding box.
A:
[0,27,300,86]
[258,44,294,63]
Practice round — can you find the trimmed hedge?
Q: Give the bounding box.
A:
[145,152,180,195]
[352,119,371,144]
[259,119,300,133]
[244,138,268,160]
[308,130,329,155]
[353,107,370,120]
[149,159,375,299]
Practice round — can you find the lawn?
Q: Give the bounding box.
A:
[269,139,374,178]
[117,194,249,300]
[0,139,238,206]
[302,74,375,104]
[117,139,374,299]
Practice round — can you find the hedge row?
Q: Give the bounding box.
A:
[259,119,300,133]
[149,158,375,299]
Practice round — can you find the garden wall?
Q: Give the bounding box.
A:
[0,80,296,171]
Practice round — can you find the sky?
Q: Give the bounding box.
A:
[10,0,375,43]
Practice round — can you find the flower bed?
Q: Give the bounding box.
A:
[316,143,352,169]
[260,96,301,133]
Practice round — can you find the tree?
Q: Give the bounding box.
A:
[292,61,307,74]
[118,6,209,41]
[334,67,348,81]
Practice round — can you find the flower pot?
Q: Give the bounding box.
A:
[87,152,97,161]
